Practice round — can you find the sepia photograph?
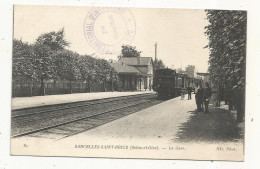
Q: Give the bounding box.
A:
[11,5,246,161]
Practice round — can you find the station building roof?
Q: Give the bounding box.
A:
[110,62,141,75]
[118,57,153,66]
[197,72,210,76]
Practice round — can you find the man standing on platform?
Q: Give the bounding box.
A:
[187,86,192,100]
[204,82,212,114]
[195,83,204,111]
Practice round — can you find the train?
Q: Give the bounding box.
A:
[153,68,203,98]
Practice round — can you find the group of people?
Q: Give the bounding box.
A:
[181,82,212,113]
[194,82,212,113]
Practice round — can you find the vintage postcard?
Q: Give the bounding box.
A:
[11,5,246,161]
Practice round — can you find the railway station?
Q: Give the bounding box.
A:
[10,6,246,161]
[11,82,243,141]
[11,42,245,152]
[109,56,153,91]
[11,88,244,161]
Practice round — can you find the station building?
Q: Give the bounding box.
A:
[196,72,211,87]
[110,57,153,91]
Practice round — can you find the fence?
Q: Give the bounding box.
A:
[12,80,117,97]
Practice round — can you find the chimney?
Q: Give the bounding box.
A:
[137,56,141,65]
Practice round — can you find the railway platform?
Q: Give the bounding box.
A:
[11,93,244,160]
[11,90,155,110]
[59,94,195,142]
[58,93,244,143]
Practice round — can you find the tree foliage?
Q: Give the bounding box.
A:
[78,55,117,92]
[176,68,185,74]
[185,65,196,78]
[53,50,81,82]
[13,29,117,95]
[78,55,96,84]
[153,58,166,73]
[13,39,35,81]
[204,10,247,90]
[35,28,69,52]
[33,43,56,80]
[118,45,142,59]
[95,58,116,83]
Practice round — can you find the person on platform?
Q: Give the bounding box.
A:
[194,83,199,109]
[187,86,192,100]
[194,83,199,94]
[203,82,212,114]
[196,83,204,111]
[181,86,185,100]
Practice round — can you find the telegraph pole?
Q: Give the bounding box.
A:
[154,42,157,61]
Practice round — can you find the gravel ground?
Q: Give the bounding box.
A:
[12,91,154,110]
[11,94,159,137]
[58,94,195,142]
[175,94,244,143]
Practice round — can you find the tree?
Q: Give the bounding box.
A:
[13,39,36,96]
[13,39,34,80]
[204,10,246,122]
[185,65,195,77]
[176,68,186,74]
[94,58,117,92]
[13,29,119,96]
[53,50,81,93]
[204,10,246,89]
[33,43,56,95]
[153,58,166,74]
[34,28,70,95]
[118,45,142,59]
[78,55,97,92]
[13,39,57,96]
[13,39,58,96]
[35,28,69,52]
[78,55,117,92]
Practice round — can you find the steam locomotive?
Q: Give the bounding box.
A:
[153,68,202,98]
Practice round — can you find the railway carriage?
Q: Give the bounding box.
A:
[153,68,202,98]
[175,73,189,96]
[153,69,177,98]
[187,77,196,91]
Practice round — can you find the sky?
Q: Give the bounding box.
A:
[14,5,210,72]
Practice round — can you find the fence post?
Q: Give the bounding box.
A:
[40,76,45,96]
[69,81,72,94]
[111,71,114,92]
[30,83,33,97]
[103,81,106,92]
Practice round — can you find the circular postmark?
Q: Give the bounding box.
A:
[84,7,136,54]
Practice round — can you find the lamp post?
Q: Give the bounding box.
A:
[154,42,157,61]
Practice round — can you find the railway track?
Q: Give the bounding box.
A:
[11,93,163,140]
[12,93,154,118]
[11,93,155,126]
